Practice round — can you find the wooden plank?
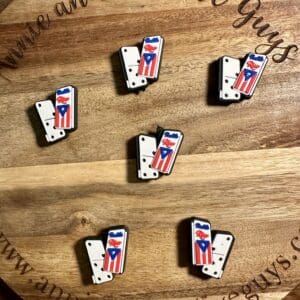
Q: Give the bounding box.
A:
[0,0,299,168]
[0,148,299,299]
[0,0,12,13]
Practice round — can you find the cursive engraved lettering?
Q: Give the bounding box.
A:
[34,276,78,300]
[54,0,88,16]
[222,230,298,300]
[210,0,298,63]
[291,233,300,252]
[0,231,79,299]
[0,232,34,275]
[0,14,50,72]
[0,0,88,81]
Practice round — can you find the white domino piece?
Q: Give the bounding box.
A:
[35,100,66,143]
[202,232,235,279]
[85,240,114,285]
[120,47,148,90]
[219,56,241,102]
[137,135,159,180]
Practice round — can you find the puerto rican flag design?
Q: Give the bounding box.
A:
[191,219,213,266]
[55,86,75,130]
[138,36,164,80]
[233,53,268,97]
[151,130,183,175]
[103,228,127,274]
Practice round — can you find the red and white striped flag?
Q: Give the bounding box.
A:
[55,86,76,130]
[103,228,128,274]
[233,53,268,97]
[191,218,213,266]
[138,36,164,80]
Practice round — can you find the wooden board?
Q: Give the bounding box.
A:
[0,0,299,168]
[0,0,299,299]
[0,148,300,299]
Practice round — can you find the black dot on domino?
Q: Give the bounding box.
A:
[38,103,42,107]
[225,58,229,63]
[124,49,127,52]
[129,68,132,72]
[94,263,97,267]
[46,122,49,126]
[132,82,136,86]
[225,79,228,83]
[225,93,228,98]
[88,243,91,246]
[142,158,146,162]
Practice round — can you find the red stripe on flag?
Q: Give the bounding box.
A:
[245,74,257,95]
[103,253,109,271]
[234,71,244,90]
[115,253,121,273]
[207,244,212,264]
[144,64,150,76]
[195,242,201,265]
[151,149,161,169]
[66,107,70,128]
[150,55,157,77]
[162,151,173,173]
[138,57,145,76]
[60,113,64,128]
[109,259,114,272]
[202,251,206,264]
[240,79,248,92]
[55,108,60,128]
[157,158,164,171]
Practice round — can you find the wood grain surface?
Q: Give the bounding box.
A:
[0,0,299,299]
[0,0,299,168]
[0,148,300,299]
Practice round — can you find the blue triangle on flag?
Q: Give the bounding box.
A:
[160,147,173,159]
[143,53,156,65]
[108,248,121,260]
[244,69,257,81]
[196,240,209,253]
[57,105,69,117]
